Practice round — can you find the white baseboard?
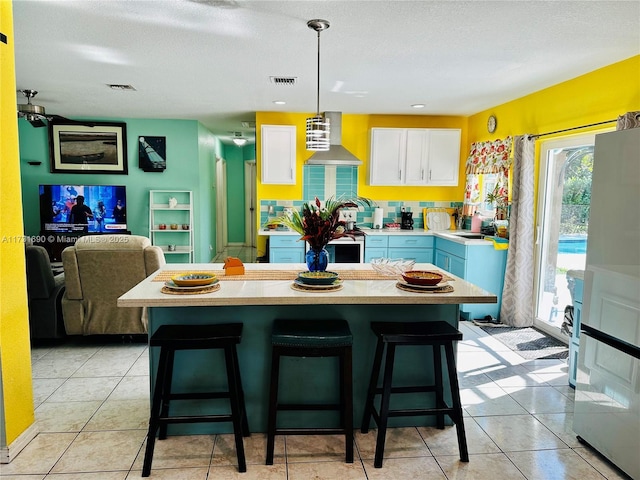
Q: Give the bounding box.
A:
[0,421,39,464]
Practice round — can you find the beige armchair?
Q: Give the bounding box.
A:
[61,235,165,335]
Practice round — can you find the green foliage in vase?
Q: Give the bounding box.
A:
[266,196,373,250]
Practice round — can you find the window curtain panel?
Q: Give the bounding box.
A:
[499,135,535,327]
[464,137,512,215]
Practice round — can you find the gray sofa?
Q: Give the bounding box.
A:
[61,235,165,335]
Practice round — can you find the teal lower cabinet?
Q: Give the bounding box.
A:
[364,235,389,262]
[434,237,507,320]
[568,276,584,388]
[269,235,305,263]
[387,236,434,263]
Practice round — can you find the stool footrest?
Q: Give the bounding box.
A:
[158,414,233,424]
[275,428,347,436]
[168,392,230,401]
[277,403,341,411]
[385,407,456,418]
[373,385,436,395]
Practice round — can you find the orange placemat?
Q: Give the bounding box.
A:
[153,269,453,282]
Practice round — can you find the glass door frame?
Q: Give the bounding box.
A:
[533,132,599,340]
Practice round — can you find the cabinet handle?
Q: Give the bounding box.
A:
[421,169,424,180]
[399,169,402,180]
[429,169,432,180]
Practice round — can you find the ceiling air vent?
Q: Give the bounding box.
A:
[241,121,256,129]
[269,76,297,86]
[107,84,136,91]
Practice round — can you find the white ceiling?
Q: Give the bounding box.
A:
[12,0,640,144]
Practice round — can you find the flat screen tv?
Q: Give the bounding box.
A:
[39,184,127,233]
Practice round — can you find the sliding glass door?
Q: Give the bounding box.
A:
[533,133,596,338]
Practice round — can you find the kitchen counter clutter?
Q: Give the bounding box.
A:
[119,263,495,435]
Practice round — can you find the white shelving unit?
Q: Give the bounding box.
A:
[149,190,194,262]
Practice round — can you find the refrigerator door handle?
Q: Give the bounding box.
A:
[581,324,640,360]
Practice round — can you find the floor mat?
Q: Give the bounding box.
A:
[477,325,569,360]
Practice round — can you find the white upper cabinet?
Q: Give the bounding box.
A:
[261,125,296,184]
[369,128,405,185]
[369,127,461,186]
[427,129,461,186]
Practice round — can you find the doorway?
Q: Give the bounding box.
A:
[215,156,228,256]
[533,134,595,338]
[244,160,256,247]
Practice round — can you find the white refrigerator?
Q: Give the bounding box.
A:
[573,127,640,479]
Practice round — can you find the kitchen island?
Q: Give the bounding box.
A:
[118,263,496,434]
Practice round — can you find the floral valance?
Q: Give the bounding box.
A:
[465,136,513,174]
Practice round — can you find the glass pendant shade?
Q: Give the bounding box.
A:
[306,115,330,151]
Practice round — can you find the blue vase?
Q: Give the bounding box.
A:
[306,247,329,272]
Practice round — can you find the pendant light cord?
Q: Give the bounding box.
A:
[315,28,321,116]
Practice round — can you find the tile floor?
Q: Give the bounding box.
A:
[2,322,629,480]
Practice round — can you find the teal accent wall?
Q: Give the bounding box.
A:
[197,123,220,260]
[222,144,245,243]
[18,117,218,263]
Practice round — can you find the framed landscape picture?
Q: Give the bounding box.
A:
[48,120,128,174]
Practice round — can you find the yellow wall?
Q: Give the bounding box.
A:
[257,56,638,208]
[0,0,36,446]
[256,112,468,203]
[467,55,639,209]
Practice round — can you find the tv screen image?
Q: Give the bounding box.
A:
[39,184,127,233]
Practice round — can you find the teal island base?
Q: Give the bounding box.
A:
[147,303,461,435]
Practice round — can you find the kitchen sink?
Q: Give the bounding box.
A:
[454,234,484,239]
[445,232,486,239]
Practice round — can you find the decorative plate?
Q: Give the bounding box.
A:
[293,278,343,289]
[297,271,340,285]
[171,272,217,287]
[397,278,449,290]
[401,270,444,286]
[164,279,219,290]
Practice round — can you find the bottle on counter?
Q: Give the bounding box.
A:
[471,212,482,233]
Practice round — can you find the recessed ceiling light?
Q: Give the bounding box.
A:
[273,100,286,105]
[411,104,425,109]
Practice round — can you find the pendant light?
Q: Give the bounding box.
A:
[306,19,331,151]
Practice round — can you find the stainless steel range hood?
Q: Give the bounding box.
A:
[306,111,362,166]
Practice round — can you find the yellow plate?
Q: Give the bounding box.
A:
[171,272,217,287]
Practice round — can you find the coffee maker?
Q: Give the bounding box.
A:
[400,209,414,230]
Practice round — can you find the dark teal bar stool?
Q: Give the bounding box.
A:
[142,323,250,477]
[265,319,353,465]
[361,321,468,468]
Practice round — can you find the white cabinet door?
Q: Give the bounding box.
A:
[426,129,461,186]
[369,127,460,186]
[404,129,429,185]
[261,125,296,185]
[369,128,405,185]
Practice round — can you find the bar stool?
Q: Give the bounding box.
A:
[142,323,250,477]
[266,319,353,465]
[360,321,468,468]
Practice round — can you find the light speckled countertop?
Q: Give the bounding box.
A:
[118,263,497,308]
